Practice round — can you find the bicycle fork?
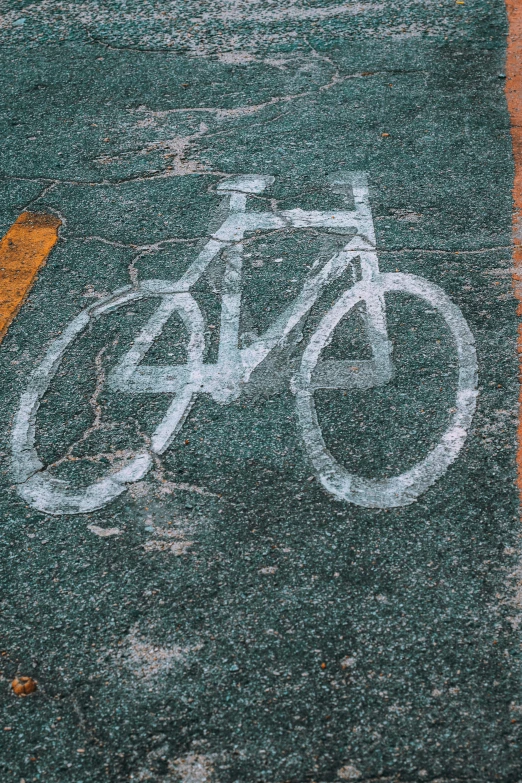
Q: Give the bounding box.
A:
[337,173,393,389]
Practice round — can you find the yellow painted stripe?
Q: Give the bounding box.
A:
[506,0,522,502]
[0,211,61,343]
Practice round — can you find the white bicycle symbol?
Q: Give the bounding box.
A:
[11,172,478,515]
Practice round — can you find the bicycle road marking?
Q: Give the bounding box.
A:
[0,211,61,343]
[11,173,478,515]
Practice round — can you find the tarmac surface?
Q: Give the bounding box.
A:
[0,1,521,782]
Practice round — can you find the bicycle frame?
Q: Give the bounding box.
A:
[107,172,393,454]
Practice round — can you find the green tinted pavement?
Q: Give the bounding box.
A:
[0,2,521,781]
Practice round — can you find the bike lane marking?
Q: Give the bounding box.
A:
[10,174,479,516]
[0,211,61,343]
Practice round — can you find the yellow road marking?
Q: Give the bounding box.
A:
[0,211,61,343]
[505,0,522,501]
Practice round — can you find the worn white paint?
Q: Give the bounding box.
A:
[294,273,477,508]
[87,524,122,537]
[11,172,478,514]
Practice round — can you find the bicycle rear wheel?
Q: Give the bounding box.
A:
[12,284,203,515]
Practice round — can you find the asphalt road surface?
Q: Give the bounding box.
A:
[1,1,522,782]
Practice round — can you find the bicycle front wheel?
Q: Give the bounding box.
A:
[293,273,478,508]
